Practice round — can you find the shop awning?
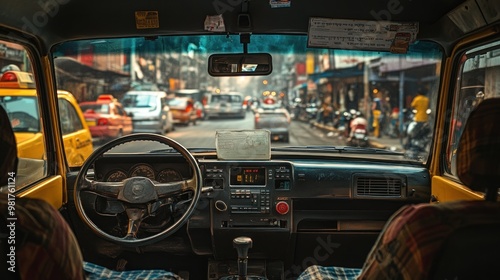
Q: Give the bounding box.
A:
[308,63,364,82]
[54,57,129,81]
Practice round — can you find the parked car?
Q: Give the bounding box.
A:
[0,70,93,167]
[254,108,291,142]
[79,95,133,142]
[204,92,246,119]
[121,91,174,134]
[166,96,198,126]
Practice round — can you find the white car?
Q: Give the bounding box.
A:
[121,91,174,134]
[204,92,246,119]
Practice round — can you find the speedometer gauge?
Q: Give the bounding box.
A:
[105,169,128,182]
[129,164,156,180]
[157,168,182,183]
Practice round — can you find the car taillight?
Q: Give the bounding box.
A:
[97,118,109,126]
[185,104,193,113]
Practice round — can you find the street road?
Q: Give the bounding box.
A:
[164,111,345,148]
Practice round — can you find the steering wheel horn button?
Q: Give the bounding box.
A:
[119,177,158,203]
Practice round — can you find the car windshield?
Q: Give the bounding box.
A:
[167,98,187,107]
[52,34,442,162]
[80,103,110,114]
[212,94,243,103]
[122,93,157,108]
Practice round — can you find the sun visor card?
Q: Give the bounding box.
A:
[216,130,271,160]
[307,17,418,52]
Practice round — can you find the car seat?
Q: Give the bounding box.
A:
[298,98,500,279]
[0,104,181,280]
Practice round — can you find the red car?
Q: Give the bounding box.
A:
[167,96,198,126]
[79,95,133,142]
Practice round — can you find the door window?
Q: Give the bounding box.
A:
[59,99,84,135]
[446,39,500,178]
[0,40,47,192]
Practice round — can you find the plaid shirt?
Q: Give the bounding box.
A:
[298,200,500,280]
[0,194,85,280]
[84,262,182,280]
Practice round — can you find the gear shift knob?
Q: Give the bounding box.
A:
[233,236,252,279]
[234,236,253,258]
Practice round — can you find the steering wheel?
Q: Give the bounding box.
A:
[74,133,202,246]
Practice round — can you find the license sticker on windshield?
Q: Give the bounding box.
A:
[135,11,159,29]
[216,130,271,160]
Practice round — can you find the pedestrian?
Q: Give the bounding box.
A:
[371,92,383,138]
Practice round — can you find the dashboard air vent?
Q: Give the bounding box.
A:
[355,176,404,198]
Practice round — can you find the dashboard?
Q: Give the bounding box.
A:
[87,152,431,270]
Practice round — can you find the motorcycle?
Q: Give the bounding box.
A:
[297,102,318,122]
[403,109,432,159]
[343,110,369,147]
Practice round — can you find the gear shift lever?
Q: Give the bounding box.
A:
[219,236,267,280]
[234,236,253,279]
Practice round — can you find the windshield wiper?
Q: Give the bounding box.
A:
[272,145,404,155]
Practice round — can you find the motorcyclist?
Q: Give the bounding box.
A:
[406,88,430,149]
[316,96,333,125]
[347,110,368,143]
[410,88,430,124]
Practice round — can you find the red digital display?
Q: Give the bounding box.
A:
[230,167,266,186]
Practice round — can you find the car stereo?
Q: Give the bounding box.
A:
[229,167,266,186]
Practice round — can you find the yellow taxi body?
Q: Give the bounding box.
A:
[0,71,93,166]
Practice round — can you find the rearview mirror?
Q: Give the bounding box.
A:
[208,53,272,76]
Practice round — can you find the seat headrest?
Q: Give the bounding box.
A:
[0,105,18,186]
[457,98,500,192]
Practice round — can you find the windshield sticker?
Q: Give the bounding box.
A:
[307,17,418,52]
[216,130,271,160]
[204,15,226,32]
[135,11,159,29]
[270,0,291,8]
[390,32,412,54]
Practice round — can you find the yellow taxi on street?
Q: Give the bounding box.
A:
[0,70,93,167]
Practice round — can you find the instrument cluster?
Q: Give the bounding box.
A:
[103,163,183,183]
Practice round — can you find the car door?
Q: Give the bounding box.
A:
[431,33,500,202]
[0,39,67,208]
[58,94,93,167]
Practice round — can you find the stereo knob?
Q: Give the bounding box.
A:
[275,201,289,215]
